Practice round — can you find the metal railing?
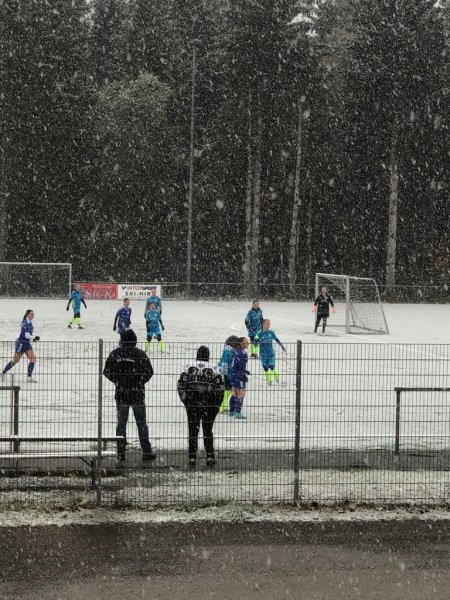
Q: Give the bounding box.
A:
[1,341,450,507]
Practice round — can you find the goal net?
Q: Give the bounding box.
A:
[0,262,72,298]
[315,273,389,334]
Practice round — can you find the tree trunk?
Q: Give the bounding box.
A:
[385,122,399,291]
[243,96,253,289]
[288,98,304,292]
[250,104,263,293]
[305,186,313,297]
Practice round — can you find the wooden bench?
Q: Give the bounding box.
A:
[0,436,123,488]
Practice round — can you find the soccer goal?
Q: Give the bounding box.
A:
[0,262,72,298]
[315,273,389,334]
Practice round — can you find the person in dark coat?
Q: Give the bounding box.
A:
[103,329,156,462]
[177,345,225,467]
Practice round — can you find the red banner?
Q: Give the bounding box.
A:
[76,282,118,300]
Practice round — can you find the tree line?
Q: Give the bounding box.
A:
[0,0,448,296]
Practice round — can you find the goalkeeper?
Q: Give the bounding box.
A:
[312,286,336,333]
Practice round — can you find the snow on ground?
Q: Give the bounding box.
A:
[0,299,449,453]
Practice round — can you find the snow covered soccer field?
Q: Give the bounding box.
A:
[0,299,449,454]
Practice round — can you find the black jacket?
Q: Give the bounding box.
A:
[103,345,153,403]
[177,361,225,409]
[314,293,334,317]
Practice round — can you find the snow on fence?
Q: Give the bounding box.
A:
[0,341,450,507]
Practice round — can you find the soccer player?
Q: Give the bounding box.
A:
[245,299,263,358]
[113,297,132,337]
[217,335,239,413]
[229,336,250,419]
[254,319,287,385]
[1,309,40,382]
[144,286,162,316]
[66,283,87,329]
[145,302,165,353]
[312,286,336,334]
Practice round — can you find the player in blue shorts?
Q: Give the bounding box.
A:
[229,336,250,419]
[113,297,132,337]
[145,302,165,353]
[217,335,239,413]
[66,283,87,329]
[254,319,287,385]
[1,309,40,382]
[144,286,162,316]
[245,299,263,358]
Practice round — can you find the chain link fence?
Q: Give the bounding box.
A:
[1,341,449,507]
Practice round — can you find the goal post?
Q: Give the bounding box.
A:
[315,273,389,334]
[0,262,72,298]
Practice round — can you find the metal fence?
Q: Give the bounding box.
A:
[1,341,450,507]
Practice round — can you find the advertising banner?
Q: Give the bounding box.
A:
[118,284,162,300]
[77,282,118,300]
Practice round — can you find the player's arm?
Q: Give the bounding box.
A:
[66,295,72,311]
[159,315,165,331]
[81,295,87,309]
[329,295,336,313]
[312,295,319,312]
[113,310,119,331]
[244,311,250,328]
[274,335,287,353]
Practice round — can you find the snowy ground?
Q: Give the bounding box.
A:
[0,299,449,506]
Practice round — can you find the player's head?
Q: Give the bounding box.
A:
[225,335,240,348]
[320,286,328,294]
[196,345,210,362]
[123,297,130,307]
[149,302,156,309]
[150,286,157,296]
[238,336,249,349]
[23,309,34,321]
[252,299,259,309]
[120,328,137,347]
[262,318,270,330]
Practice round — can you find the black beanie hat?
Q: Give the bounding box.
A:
[196,345,210,362]
[120,329,137,346]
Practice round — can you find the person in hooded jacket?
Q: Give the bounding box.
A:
[177,346,225,467]
[103,329,156,463]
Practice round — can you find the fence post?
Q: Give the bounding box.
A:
[96,339,104,506]
[395,388,401,455]
[13,387,20,452]
[293,340,302,505]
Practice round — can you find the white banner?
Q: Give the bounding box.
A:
[118,284,162,300]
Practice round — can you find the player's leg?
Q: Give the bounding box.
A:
[322,316,328,333]
[156,333,165,353]
[262,363,272,384]
[314,316,322,333]
[219,376,231,413]
[1,348,22,378]
[145,333,153,352]
[233,387,247,419]
[25,348,36,381]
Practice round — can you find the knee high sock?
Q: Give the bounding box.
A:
[3,361,14,374]
[27,362,35,377]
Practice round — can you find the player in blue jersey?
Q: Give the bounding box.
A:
[1,310,40,382]
[254,319,287,385]
[245,300,263,358]
[229,336,250,419]
[144,286,162,316]
[113,298,132,337]
[217,335,239,413]
[145,302,165,353]
[66,284,87,329]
